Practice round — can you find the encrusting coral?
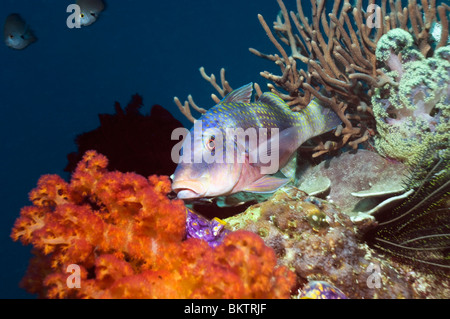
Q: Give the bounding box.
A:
[11,151,295,298]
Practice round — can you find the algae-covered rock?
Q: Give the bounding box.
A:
[224,186,450,298]
[296,149,409,218]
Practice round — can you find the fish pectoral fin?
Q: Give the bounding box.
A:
[243,175,290,193]
[215,197,246,208]
[248,127,303,168]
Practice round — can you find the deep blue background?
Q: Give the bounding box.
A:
[0,0,285,298]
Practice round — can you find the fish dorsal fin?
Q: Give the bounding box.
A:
[257,92,291,112]
[220,83,253,104]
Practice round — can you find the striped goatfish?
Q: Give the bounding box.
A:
[171,83,341,199]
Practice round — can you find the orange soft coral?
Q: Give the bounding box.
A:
[11,150,295,298]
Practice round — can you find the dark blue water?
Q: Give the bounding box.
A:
[0,0,282,298]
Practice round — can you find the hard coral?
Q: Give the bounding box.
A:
[11,151,295,299]
[373,29,449,164]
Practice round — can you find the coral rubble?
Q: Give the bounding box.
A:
[11,151,295,298]
[225,186,450,298]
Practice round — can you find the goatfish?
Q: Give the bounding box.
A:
[171,83,341,199]
[77,0,105,26]
[3,14,36,50]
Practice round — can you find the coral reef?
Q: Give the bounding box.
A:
[65,94,183,177]
[372,29,449,164]
[174,1,449,159]
[250,0,449,157]
[11,151,295,298]
[224,186,450,298]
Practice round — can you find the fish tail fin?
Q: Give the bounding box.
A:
[310,99,342,133]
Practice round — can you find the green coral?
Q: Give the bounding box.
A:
[372,29,450,165]
[375,28,415,63]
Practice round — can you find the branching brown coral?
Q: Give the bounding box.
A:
[251,0,449,156]
[174,0,448,157]
[174,68,267,124]
[174,68,232,123]
[174,67,267,124]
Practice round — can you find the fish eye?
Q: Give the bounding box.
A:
[9,34,14,39]
[80,13,85,18]
[205,135,216,156]
[206,135,215,151]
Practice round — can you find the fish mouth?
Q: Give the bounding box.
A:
[172,181,207,199]
[176,189,202,199]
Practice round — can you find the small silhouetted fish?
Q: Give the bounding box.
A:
[77,0,105,26]
[3,14,36,50]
